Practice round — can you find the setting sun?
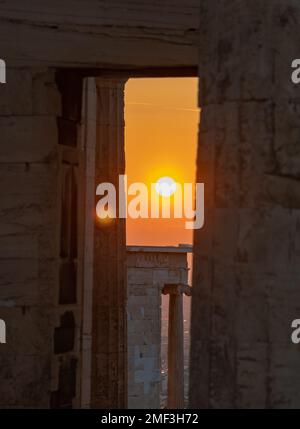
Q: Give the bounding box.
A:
[155,177,177,197]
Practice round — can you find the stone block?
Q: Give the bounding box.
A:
[32,69,61,116]
[269,344,300,408]
[274,101,300,179]
[0,258,55,306]
[237,207,294,275]
[236,343,268,408]
[0,116,58,163]
[0,306,53,357]
[0,68,32,115]
[209,339,236,408]
[273,4,300,100]
[127,268,153,285]
[0,163,58,196]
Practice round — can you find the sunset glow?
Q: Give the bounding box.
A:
[125,77,199,247]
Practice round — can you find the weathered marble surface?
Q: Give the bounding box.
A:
[190,0,300,409]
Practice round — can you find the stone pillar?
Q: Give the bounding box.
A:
[191,1,300,408]
[0,68,61,407]
[163,284,191,409]
[91,78,127,408]
[50,71,84,409]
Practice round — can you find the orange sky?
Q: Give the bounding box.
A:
[125,77,199,246]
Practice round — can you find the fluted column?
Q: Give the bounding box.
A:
[163,284,191,409]
[91,78,127,408]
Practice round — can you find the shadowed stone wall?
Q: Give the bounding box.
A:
[0,68,61,407]
[0,73,127,409]
[190,0,300,408]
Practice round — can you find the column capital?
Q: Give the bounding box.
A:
[162,283,192,297]
[95,77,127,89]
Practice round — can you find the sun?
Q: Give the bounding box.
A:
[155,176,177,197]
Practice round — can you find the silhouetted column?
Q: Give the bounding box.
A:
[91,78,127,408]
[163,284,191,409]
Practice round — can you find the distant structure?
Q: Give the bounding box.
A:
[127,245,191,409]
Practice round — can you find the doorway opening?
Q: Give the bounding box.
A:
[125,77,199,408]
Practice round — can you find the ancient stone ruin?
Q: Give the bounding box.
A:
[0,1,300,409]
